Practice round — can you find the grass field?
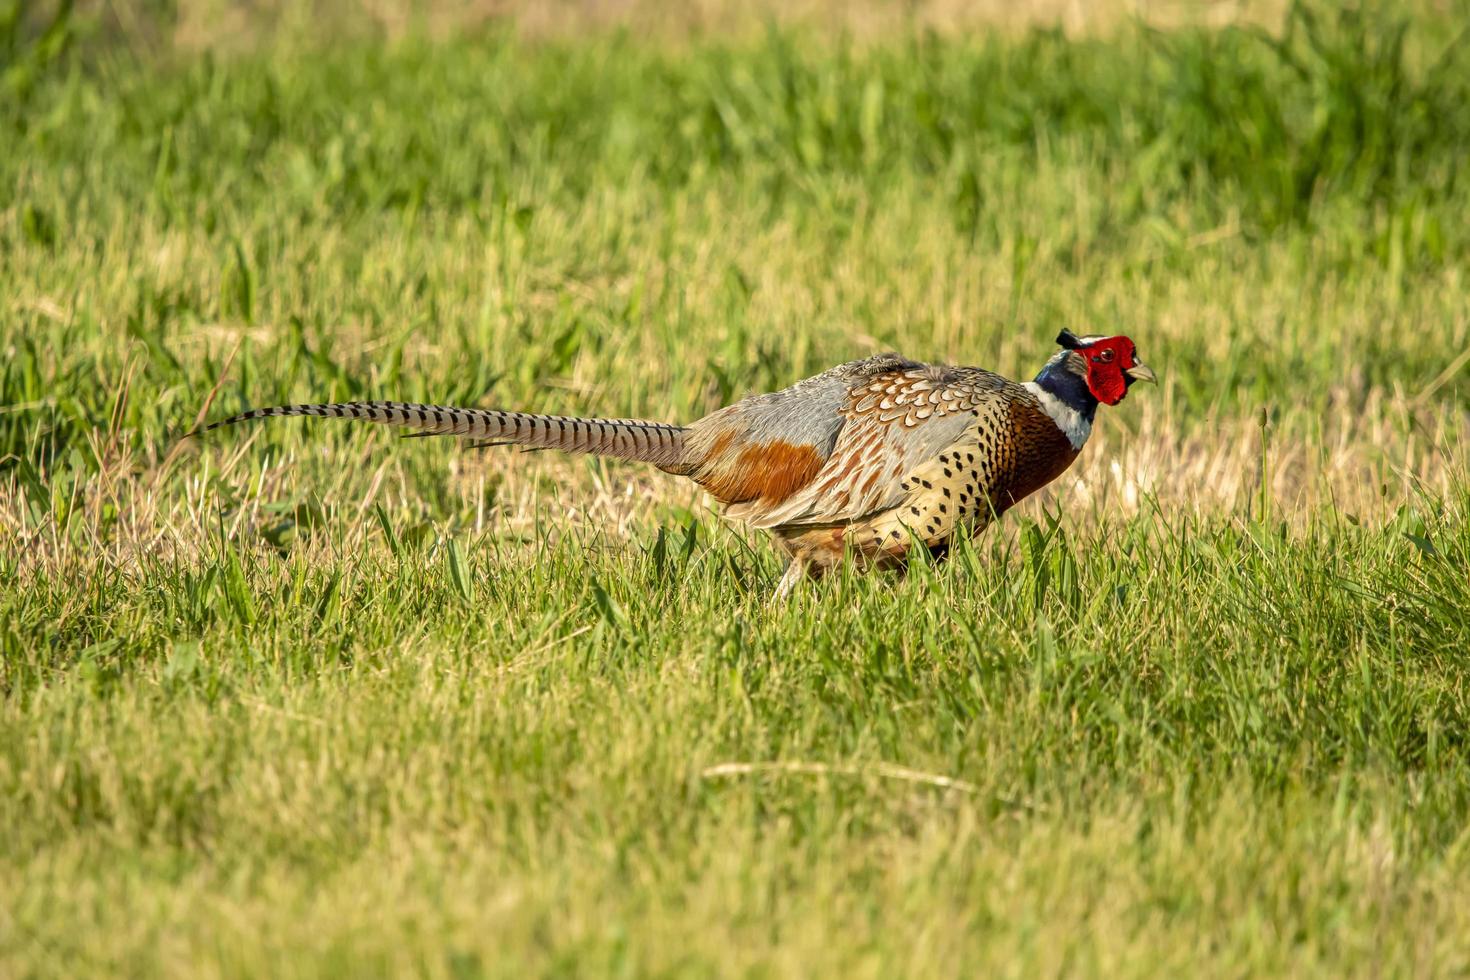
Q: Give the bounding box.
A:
[3,0,1469,974]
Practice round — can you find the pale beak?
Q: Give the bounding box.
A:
[1126,362,1157,385]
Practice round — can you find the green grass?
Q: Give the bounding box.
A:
[3,1,1469,975]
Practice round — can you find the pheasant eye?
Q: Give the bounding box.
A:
[1096,349,1115,363]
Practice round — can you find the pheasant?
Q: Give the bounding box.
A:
[199,330,1154,597]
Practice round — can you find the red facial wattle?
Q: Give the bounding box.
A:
[1080,336,1138,406]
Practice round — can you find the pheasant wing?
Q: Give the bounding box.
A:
[738,364,1009,528]
[684,353,921,507]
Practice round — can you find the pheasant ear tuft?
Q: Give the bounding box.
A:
[1056,330,1085,350]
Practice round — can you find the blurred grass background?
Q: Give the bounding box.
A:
[2,0,1469,975]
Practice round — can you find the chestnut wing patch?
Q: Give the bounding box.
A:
[695,431,827,507]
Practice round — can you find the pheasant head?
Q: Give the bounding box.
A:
[1050,329,1156,406]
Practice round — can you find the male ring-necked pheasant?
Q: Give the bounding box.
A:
[201,330,1154,596]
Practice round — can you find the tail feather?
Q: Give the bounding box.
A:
[196,401,688,469]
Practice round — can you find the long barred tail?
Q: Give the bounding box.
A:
[195,401,689,470]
